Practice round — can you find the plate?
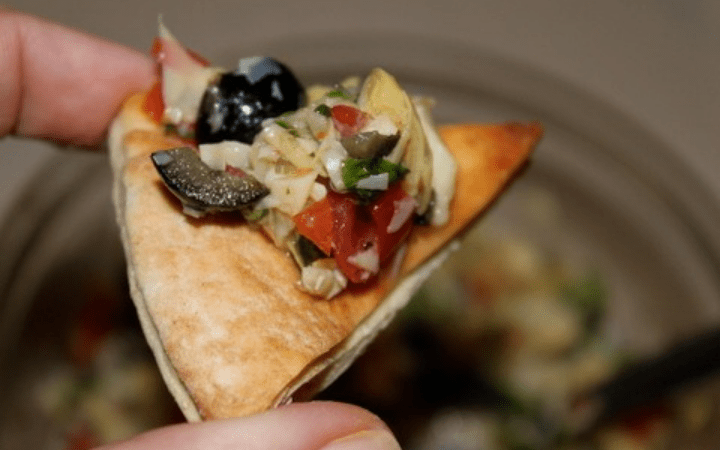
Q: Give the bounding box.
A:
[1,34,719,448]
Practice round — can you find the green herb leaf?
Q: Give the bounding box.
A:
[342,157,409,200]
[275,120,300,137]
[314,104,331,117]
[326,89,352,99]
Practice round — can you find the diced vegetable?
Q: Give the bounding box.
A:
[147,26,455,296]
[292,197,334,255]
[331,105,368,137]
[156,21,223,132]
[342,157,409,200]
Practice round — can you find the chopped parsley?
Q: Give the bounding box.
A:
[342,157,409,200]
[326,89,352,100]
[314,104,332,117]
[275,119,300,137]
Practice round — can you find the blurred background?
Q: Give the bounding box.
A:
[1,1,719,449]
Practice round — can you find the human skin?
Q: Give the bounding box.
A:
[0,9,154,147]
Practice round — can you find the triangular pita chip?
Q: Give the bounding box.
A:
[108,92,542,420]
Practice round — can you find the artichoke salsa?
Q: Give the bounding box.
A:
[147,22,457,298]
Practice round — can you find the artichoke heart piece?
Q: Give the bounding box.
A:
[151,147,269,216]
[357,68,433,214]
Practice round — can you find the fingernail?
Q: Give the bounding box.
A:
[321,429,402,450]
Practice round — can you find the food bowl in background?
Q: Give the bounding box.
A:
[1,35,719,449]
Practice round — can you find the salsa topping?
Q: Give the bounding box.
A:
[147,22,457,298]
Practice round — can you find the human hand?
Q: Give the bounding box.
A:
[0,9,154,147]
[0,10,401,450]
[98,401,400,450]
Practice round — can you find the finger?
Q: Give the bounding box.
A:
[0,10,155,148]
[97,401,401,450]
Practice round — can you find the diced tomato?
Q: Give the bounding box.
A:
[143,80,164,123]
[370,184,415,261]
[294,184,414,284]
[327,191,376,283]
[293,196,334,255]
[331,105,368,137]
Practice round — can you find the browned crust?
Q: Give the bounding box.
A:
[110,93,542,420]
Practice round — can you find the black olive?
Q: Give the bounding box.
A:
[196,57,304,144]
[151,147,269,217]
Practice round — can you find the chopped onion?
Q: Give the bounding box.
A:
[300,263,348,299]
[355,172,389,190]
[347,246,380,274]
[199,141,252,171]
[310,182,327,202]
[223,142,253,170]
[387,195,418,233]
[320,140,348,191]
[256,143,280,162]
[297,137,319,157]
[361,114,398,136]
[258,123,315,169]
[305,109,331,137]
[264,170,318,216]
[198,143,226,171]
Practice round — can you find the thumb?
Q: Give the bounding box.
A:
[97,401,401,450]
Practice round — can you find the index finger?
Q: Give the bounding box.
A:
[0,10,156,148]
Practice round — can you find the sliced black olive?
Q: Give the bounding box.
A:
[151,147,269,216]
[196,56,305,145]
[340,131,400,159]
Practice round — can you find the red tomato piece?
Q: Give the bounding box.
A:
[294,185,415,284]
[332,186,414,283]
[327,192,375,283]
[331,105,368,137]
[293,196,334,255]
[370,184,414,263]
[143,80,164,123]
